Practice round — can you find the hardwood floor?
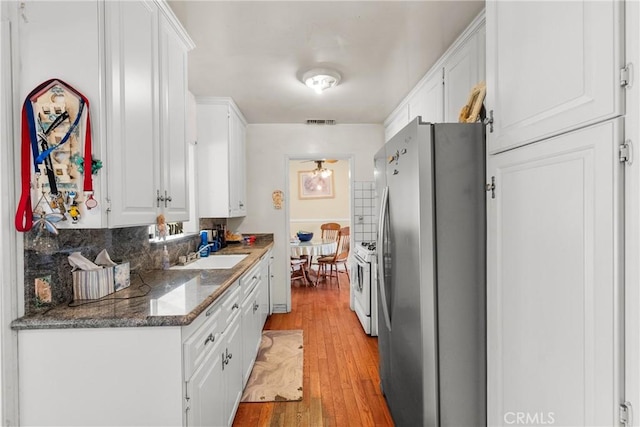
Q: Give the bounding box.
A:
[233,274,394,427]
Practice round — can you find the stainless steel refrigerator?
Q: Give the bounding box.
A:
[375,118,486,426]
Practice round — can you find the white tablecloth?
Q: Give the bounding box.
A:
[290,240,337,258]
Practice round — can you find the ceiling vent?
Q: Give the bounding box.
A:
[306,119,336,125]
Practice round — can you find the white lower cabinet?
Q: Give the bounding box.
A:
[16,271,273,427]
[223,312,243,427]
[241,283,261,386]
[240,256,270,387]
[185,278,250,427]
[260,250,273,325]
[184,291,243,427]
[487,119,624,425]
[186,337,225,427]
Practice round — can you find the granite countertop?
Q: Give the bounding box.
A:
[11,236,274,330]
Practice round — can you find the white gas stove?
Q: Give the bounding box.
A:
[351,241,378,336]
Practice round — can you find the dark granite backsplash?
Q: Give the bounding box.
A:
[24,226,200,314]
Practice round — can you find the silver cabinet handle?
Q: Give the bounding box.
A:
[205,306,216,317]
[204,333,215,346]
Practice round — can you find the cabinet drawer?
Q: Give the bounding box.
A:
[220,281,242,329]
[183,306,222,380]
[240,262,261,298]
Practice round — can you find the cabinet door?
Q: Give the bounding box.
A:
[159,14,189,222]
[260,254,271,326]
[237,118,247,216]
[241,286,260,386]
[105,0,160,227]
[196,103,231,218]
[186,341,225,427]
[487,119,624,425]
[486,1,623,154]
[228,109,246,217]
[409,71,444,124]
[224,313,243,427]
[443,29,483,123]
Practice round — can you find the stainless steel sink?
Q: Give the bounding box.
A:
[170,254,248,270]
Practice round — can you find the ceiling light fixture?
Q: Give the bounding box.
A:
[311,160,333,178]
[302,68,341,94]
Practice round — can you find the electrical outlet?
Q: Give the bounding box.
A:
[357,215,364,224]
[35,275,52,304]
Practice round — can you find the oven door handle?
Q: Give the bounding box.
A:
[353,254,366,292]
[377,186,392,331]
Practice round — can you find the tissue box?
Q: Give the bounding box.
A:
[72,261,130,300]
[72,268,114,300]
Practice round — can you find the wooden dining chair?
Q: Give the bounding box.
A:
[304,222,341,271]
[320,222,341,241]
[315,226,350,287]
[291,257,310,286]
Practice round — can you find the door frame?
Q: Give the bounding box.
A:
[283,154,354,311]
[1,4,22,424]
[625,0,640,420]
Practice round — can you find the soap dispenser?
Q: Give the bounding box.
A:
[162,245,170,270]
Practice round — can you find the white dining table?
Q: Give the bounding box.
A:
[290,239,338,285]
[290,239,337,258]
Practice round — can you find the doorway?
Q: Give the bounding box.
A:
[284,156,354,310]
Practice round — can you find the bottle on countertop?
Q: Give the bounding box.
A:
[162,245,170,270]
[198,230,210,257]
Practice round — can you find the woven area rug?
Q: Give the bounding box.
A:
[241,329,303,402]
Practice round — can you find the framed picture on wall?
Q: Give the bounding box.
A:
[298,170,334,199]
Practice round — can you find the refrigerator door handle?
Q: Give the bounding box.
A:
[377,186,392,331]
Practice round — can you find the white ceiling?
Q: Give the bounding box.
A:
[169,1,485,124]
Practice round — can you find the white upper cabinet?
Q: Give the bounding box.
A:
[16,0,107,229]
[444,25,485,122]
[14,0,193,228]
[196,98,248,218]
[108,1,194,226]
[158,10,191,222]
[105,0,160,227]
[229,109,247,217]
[384,12,485,138]
[409,70,444,124]
[486,0,624,154]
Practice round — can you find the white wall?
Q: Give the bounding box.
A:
[231,124,384,311]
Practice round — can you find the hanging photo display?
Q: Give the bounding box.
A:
[15,79,101,233]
